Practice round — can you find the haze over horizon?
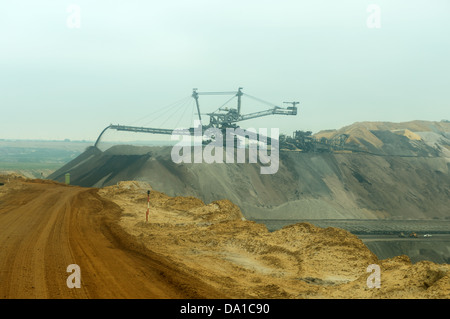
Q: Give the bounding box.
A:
[1,0,449,141]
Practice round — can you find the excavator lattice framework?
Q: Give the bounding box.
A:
[94,88,299,148]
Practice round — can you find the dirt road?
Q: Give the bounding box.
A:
[0,179,225,299]
[2,177,449,299]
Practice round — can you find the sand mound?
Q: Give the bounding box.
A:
[314,120,449,156]
[98,181,450,298]
[164,196,205,211]
[396,129,422,141]
[188,199,244,222]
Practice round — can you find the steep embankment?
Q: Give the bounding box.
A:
[97,180,450,299]
[49,120,450,220]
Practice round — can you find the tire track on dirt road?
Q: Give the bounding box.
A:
[0,180,225,299]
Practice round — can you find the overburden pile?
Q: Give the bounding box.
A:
[49,120,450,220]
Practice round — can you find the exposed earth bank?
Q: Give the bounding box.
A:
[1,176,449,298]
[48,120,450,220]
[101,180,450,298]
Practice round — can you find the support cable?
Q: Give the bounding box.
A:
[243,93,278,108]
[174,99,194,129]
[157,97,191,128]
[128,96,191,126]
[141,96,191,127]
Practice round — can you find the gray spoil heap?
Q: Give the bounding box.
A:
[49,135,450,220]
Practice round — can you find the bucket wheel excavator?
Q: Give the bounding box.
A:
[94,88,299,147]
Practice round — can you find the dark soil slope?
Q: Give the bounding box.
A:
[49,120,450,220]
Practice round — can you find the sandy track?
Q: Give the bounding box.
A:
[0,180,224,299]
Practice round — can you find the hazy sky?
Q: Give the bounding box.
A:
[1,0,449,141]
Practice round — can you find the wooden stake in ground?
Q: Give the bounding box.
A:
[146,190,150,222]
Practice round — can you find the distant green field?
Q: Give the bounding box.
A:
[0,143,83,173]
[0,162,63,170]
